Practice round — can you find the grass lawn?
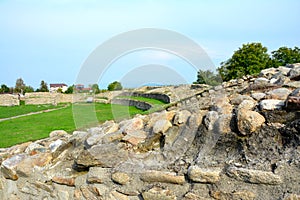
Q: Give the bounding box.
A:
[0,103,145,148]
[0,103,67,119]
[116,96,166,105]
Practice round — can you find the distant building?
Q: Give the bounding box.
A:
[75,84,84,91]
[75,84,92,93]
[50,83,68,93]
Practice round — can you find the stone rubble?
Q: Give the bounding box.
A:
[0,63,300,199]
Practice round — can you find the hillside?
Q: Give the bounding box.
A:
[0,64,300,200]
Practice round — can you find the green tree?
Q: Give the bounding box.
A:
[270,46,300,67]
[14,78,26,93]
[0,84,10,93]
[91,84,100,94]
[64,85,74,94]
[218,43,270,81]
[24,86,34,93]
[194,70,222,86]
[57,88,63,93]
[107,81,123,91]
[39,80,49,92]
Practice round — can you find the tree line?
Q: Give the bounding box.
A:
[0,79,123,94]
[194,43,300,85]
[0,79,50,94]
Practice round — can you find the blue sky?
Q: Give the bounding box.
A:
[1,0,300,89]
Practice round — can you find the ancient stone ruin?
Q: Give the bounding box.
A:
[1,64,300,199]
[0,94,19,106]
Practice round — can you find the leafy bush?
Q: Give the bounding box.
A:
[194,70,222,86]
[108,81,123,91]
[218,43,270,81]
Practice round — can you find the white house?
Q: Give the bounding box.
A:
[49,83,68,93]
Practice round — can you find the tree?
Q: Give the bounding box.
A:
[270,46,300,67]
[107,81,123,91]
[64,85,74,94]
[15,78,26,93]
[194,70,222,86]
[0,84,10,93]
[91,84,100,94]
[39,80,49,92]
[57,88,63,93]
[24,86,34,93]
[218,43,270,81]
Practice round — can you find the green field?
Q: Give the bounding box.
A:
[0,103,145,148]
[0,103,66,119]
[116,96,166,105]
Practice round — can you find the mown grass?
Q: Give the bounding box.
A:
[0,103,67,119]
[116,96,166,105]
[0,103,145,148]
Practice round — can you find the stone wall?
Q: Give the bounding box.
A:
[112,98,152,111]
[95,91,124,103]
[0,94,19,106]
[25,92,74,105]
[1,64,300,199]
[120,91,171,103]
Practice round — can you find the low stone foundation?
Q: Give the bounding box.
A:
[112,98,152,111]
[25,92,73,105]
[0,94,19,106]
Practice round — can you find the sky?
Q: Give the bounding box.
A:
[0,0,300,89]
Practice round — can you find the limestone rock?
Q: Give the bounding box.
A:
[204,111,219,131]
[77,185,102,200]
[87,167,111,184]
[271,74,291,85]
[140,170,185,184]
[0,153,27,180]
[214,114,232,134]
[119,118,144,134]
[16,153,52,177]
[102,120,119,134]
[183,192,211,200]
[49,130,68,138]
[259,67,278,78]
[173,110,191,125]
[49,139,65,153]
[254,77,269,84]
[153,119,172,134]
[111,172,130,185]
[101,131,124,143]
[146,110,175,129]
[288,66,300,80]
[110,191,130,200]
[142,186,176,200]
[52,176,75,186]
[251,92,266,101]
[259,99,285,110]
[187,166,221,183]
[238,99,256,110]
[122,130,147,146]
[266,88,291,100]
[284,194,300,200]
[226,167,282,185]
[211,95,233,114]
[230,94,254,105]
[25,142,47,154]
[237,109,265,135]
[211,190,256,200]
[76,143,128,168]
[290,88,300,96]
[86,132,105,146]
[285,81,300,88]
